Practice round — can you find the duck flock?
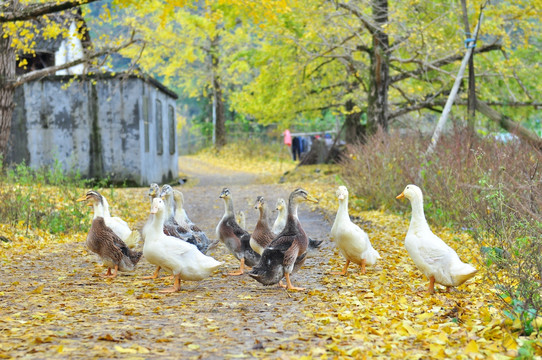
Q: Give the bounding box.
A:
[77,184,477,294]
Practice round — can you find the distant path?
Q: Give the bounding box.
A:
[178,155,259,187]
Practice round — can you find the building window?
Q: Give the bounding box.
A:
[143,96,149,152]
[156,99,163,155]
[168,105,176,155]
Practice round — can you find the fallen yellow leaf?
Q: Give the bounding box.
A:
[465,340,480,354]
[114,345,137,354]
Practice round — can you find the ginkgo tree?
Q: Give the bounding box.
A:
[120,2,228,148]
[116,1,293,149]
[232,0,541,143]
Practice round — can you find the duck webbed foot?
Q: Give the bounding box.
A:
[159,275,181,293]
[228,258,247,276]
[100,268,113,277]
[285,273,305,291]
[332,260,350,276]
[142,266,161,279]
[102,265,118,278]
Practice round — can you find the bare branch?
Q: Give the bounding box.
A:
[475,99,542,150]
[431,99,542,108]
[295,103,345,114]
[390,42,501,84]
[11,37,139,88]
[304,58,337,80]
[0,0,101,23]
[389,98,541,119]
[309,81,350,94]
[335,2,378,35]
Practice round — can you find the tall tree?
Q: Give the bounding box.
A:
[0,0,140,160]
[116,0,289,148]
[232,0,541,143]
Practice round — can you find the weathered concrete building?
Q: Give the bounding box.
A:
[7,73,179,185]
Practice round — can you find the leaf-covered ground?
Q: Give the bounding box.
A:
[0,154,537,359]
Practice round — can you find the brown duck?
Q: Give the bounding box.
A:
[249,196,275,255]
[86,216,143,278]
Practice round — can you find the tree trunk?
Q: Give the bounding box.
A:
[0,21,16,161]
[460,0,476,132]
[344,98,365,144]
[367,0,390,135]
[210,35,226,149]
[214,76,226,148]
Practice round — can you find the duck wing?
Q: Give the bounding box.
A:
[411,231,453,265]
[88,218,142,266]
[103,225,143,265]
[271,234,304,271]
[248,234,304,285]
[225,217,250,239]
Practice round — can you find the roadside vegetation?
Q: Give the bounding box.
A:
[2,130,542,357]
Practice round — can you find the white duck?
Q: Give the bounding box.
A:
[396,184,477,293]
[77,190,140,249]
[330,186,380,275]
[172,189,190,228]
[235,210,246,230]
[143,198,223,293]
[272,198,287,235]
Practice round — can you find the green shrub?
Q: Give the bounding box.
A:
[0,161,89,234]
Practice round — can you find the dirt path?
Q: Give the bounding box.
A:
[0,157,335,359]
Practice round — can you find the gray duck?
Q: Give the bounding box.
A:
[216,188,260,275]
[77,190,140,249]
[248,188,318,290]
[271,196,323,256]
[172,188,217,253]
[158,185,200,250]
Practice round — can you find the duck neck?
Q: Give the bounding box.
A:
[336,197,349,221]
[408,195,429,231]
[259,204,269,226]
[223,197,234,218]
[164,196,175,219]
[150,210,166,235]
[288,200,299,219]
[92,202,106,219]
[176,202,184,215]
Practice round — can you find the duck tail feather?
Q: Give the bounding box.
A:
[124,230,141,249]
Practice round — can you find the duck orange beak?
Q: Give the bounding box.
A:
[396,192,405,200]
[150,206,159,214]
[76,194,88,202]
[306,194,319,203]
